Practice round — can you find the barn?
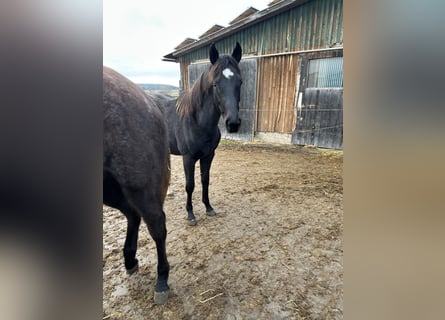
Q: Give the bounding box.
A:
[163,0,343,149]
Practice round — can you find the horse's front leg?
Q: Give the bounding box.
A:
[200,151,216,216]
[183,155,197,226]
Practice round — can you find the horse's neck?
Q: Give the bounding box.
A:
[195,94,221,130]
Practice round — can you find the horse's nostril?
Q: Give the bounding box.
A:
[226,121,240,133]
[225,117,241,133]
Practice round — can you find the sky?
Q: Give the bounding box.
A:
[103,0,271,86]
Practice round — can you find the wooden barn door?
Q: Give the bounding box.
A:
[188,58,257,141]
[256,55,298,133]
[292,55,343,149]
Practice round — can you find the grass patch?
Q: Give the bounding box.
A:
[219,139,241,146]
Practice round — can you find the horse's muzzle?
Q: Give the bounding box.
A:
[226,118,241,133]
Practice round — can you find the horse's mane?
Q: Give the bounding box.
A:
[176,70,210,119]
[176,55,239,118]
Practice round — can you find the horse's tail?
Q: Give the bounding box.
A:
[160,111,171,203]
[161,147,170,203]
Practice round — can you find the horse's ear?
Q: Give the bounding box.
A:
[232,42,242,63]
[209,43,219,64]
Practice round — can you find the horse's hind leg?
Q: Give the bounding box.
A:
[104,172,140,274]
[108,202,141,273]
[200,151,216,216]
[124,189,170,304]
[144,209,170,304]
[122,208,141,274]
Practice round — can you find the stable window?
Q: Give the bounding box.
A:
[307,57,343,88]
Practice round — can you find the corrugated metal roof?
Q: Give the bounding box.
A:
[228,7,258,25]
[174,37,197,50]
[165,0,343,63]
[199,25,225,39]
[163,0,311,61]
[268,0,286,6]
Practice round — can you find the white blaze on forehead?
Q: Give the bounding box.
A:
[222,68,234,79]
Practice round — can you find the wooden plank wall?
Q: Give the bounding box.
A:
[292,88,343,149]
[179,61,191,91]
[291,49,343,149]
[256,54,299,133]
[178,0,343,61]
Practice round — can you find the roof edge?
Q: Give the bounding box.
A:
[163,0,311,62]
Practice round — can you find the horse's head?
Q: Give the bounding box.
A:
[208,42,242,133]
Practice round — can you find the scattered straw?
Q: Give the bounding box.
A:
[199,292,224,303]
[285,300,301,312]
[199,289,214,296]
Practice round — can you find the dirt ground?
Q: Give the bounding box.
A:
[103,140,343,320]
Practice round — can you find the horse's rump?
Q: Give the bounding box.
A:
[103,67,170,193]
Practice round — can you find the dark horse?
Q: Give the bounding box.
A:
[103,66,170,304]
[162,43,242,226]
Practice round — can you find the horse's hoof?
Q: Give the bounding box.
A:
[154,289,169,305]
[206,210,216,216]
[188,219,197,226]
[126,261,139,275]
